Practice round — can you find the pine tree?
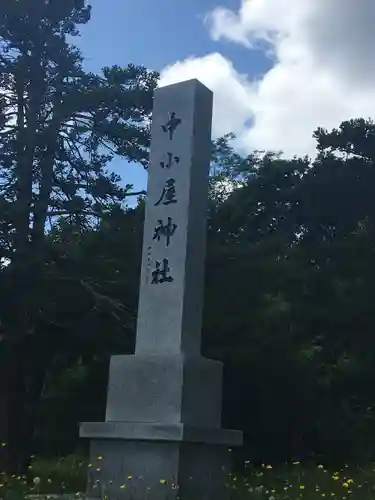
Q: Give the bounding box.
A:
[0,0,158,470]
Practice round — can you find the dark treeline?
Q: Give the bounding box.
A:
[1,0,375,472]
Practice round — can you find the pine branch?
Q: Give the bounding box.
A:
[47,210,102,217]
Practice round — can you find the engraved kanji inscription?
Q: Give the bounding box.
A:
[154,178,177,206]
[153,217,177,247]
[160,152,180,169]
[151,258,173,284]
[161,112,181,140]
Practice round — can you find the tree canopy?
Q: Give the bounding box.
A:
[0,0,157,470]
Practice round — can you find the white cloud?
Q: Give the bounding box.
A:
[159,54,253,142]
[160,0,375,158]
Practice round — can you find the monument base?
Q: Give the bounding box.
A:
[80,423,242,500]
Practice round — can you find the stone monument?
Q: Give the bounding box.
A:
[80,79,242,500]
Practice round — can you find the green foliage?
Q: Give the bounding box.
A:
[231,462,375,500]
[3,456,375,500]
[21,116,375,465]
[203,118,375,463]
[28,454,87,495]
[0,0,157,471]
[0,22,156,261]
[31,207,144,456]
[0,453,87,499]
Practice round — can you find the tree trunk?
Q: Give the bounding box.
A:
[0,57,45,473]
[0,341,29,472]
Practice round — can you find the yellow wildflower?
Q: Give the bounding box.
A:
[97,456,103,461]
[159,479,167,484]
[343,483,349,488]
[300,485,305,490]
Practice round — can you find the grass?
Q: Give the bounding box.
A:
[231,461,375,499]
[0,453,86,500]
[1,452,375,499]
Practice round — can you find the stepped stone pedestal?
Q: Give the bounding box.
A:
[80,79,242,500]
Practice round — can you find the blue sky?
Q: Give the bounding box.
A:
[75,0,375,197]
[78,0,268,75]
[75,0,270,195]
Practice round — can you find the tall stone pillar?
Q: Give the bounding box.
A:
[80,79,242,500]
